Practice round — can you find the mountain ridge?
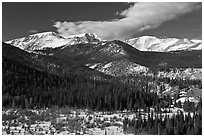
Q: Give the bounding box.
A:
[5,31,102,51]
[5,32,202,53]
[125,36,202,52]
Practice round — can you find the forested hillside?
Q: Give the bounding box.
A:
[2,57,159,110]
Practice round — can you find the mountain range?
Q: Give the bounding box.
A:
[6,31,202,52]
[3,32,202,79]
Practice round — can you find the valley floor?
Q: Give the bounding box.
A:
[2,107,196,135]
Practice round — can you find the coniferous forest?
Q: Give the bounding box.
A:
[2,56,202,135]
[123,110,202,135]
[2,57,158,110]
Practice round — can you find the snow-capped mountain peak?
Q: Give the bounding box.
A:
[67,33,102,43]
[5,32,103,51]
[5,31,67,51]
[68,33,103,41]
[125,36,202,52]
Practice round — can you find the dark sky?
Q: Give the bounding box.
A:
[2,2,202,41]
[2,2,129,41]
[138,9,202,39]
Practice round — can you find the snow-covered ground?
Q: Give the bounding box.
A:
[2,106,198,135]
[157,68,202,80]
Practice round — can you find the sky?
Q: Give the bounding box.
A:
[2,2,202,41]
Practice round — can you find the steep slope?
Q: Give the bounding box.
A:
[5,32,102,51]
[2,42,112,79]
[2,42,62,74]
[2,56,116,108]
[125,36,202,52]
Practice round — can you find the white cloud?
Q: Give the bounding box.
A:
[53,2,201,40]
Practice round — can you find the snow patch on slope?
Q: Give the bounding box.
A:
[87,59,148,77]
[102,62,112,69]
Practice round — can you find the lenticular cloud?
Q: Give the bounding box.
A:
[53,2,201,41]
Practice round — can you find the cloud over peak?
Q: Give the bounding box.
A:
[53,2,201,40]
